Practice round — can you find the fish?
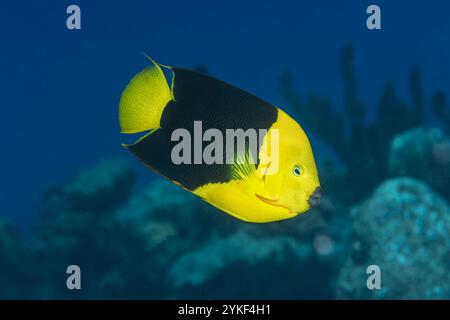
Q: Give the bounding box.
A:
[118,56,321,223]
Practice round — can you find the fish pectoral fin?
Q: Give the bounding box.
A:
[231,151,256,181]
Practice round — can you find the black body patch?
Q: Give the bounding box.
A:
[127,68,278,190]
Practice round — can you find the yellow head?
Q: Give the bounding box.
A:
[258,109,321,215]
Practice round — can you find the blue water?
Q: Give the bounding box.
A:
[0,1,449,299]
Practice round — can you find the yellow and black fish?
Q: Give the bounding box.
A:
[119,57,321,223]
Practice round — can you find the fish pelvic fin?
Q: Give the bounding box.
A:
[119,55,173,134]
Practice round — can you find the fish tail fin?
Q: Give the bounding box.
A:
[119,55,172,133]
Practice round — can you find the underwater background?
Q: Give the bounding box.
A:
[1,0,449,299]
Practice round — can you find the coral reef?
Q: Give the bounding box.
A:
[31,159,174,299]
[0,158,343,299]
[280,44,448,203]
[1,136,448,299]
[335,178,450,299]
[278,44,450,299]
[0,220,35,299]
[0,44,448,300]
[430,90,450,131]
[50,158,136,213]
[389,127,450,198]
[168,231,341,299]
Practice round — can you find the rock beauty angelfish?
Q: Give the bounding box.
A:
[119,57,321,223]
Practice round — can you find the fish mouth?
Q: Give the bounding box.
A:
[255,193,291,211]
[307,187,322,207]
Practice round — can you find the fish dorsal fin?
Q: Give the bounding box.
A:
[231,150,256,180]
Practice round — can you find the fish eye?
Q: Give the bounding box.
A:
[292,165,303,177]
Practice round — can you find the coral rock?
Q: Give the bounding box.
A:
[389,127,450,198]
[335,178,450,299]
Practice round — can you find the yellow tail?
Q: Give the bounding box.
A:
[119,57,172,134]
